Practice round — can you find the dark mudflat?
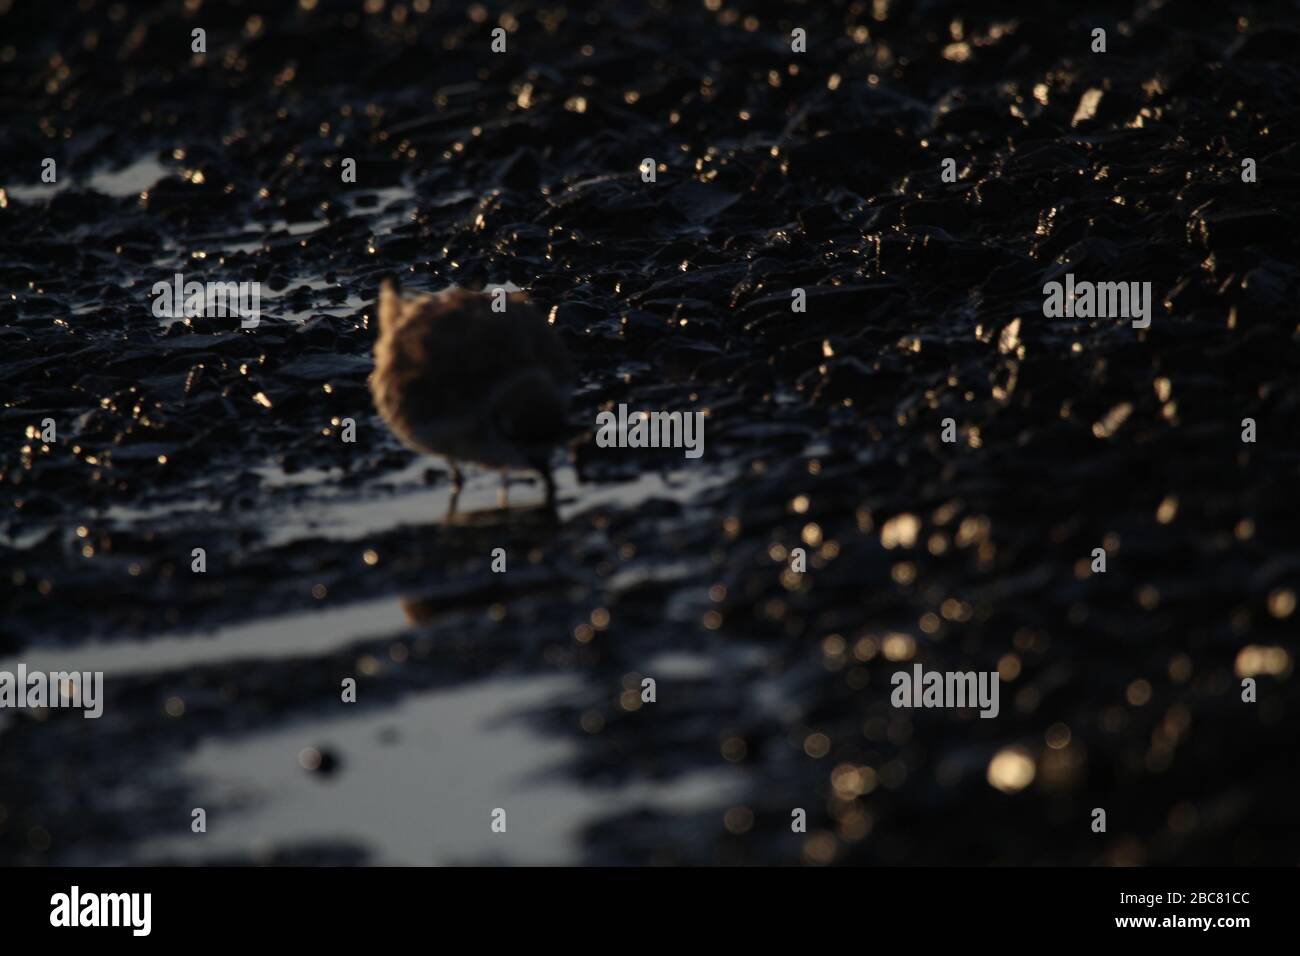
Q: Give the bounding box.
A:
[1,1,1298,865]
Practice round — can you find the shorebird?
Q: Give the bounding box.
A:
[370,280,575,513]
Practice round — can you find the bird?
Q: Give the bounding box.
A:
[370,279,575,513]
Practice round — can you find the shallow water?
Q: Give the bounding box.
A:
[133,675,746,865]
[1,154,171,200]
[0,596,408,677]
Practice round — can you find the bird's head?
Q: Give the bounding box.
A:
[377,275,403,337]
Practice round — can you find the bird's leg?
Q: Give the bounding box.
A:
[541,464,557,511]
[498,469,510,509]
[447,459,464,515]
[524,454,558,513]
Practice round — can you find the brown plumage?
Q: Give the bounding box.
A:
[370,282,575,510]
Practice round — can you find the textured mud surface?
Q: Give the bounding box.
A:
[1,0,1298,865]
